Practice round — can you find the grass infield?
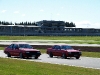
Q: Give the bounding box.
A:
[0,36,100,40]
[0,57,100,75]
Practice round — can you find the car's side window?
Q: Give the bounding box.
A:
[66,46,68,49]
[11,44,15,50]
[61,46,65,49]
[54,46,57,49]
[19,44,24,48]
[58,46,61,50]
[52,46,56,49]
[13,44,19,49]
[55,46,61,50]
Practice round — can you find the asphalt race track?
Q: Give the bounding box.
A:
[0,50,100,69]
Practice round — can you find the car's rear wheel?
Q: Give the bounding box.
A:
[20,53,24,59]
[62,53,67,59]
[7,52,11,57]
[49,52,53,58]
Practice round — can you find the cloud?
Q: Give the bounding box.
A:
[93,23,100,28]
[22,14,26,17]
[56,13,60,16]
[75,21,100,28]
[75,21,91,28]
[76,21,91,25]
[61,7,64,9]
[14,11,19,14]
[1,10,7,13]
[40,9,44,12]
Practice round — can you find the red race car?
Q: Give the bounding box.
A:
[4,43,41,59]
[47,45,82,59]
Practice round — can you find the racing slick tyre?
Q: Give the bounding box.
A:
[76,56,80,59]
[49,52,53,58]
[20,53,25,59]
[62,53,67,59]
[7,52,11,57]
[34,56,38,59]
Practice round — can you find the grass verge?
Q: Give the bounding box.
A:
[0,36,100,44]
[0,36,100,40]
[82,51,100,58]
[0,58,100,75]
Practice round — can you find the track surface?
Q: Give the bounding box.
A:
[0,50,100,69]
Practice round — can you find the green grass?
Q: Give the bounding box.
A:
[0,58,100,75]
[0,47,4,50]
[0,36,100,44]
[82,51,100,58]
[54,41,100,44]
[0,36,100,40]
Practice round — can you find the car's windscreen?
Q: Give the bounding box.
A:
[61,46,73,50]
[19,44,33,49]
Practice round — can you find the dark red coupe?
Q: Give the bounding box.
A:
[47,45,82,59]
[4,43,41,59]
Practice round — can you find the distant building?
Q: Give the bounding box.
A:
[0,20,100,36]
[36,20,65,33]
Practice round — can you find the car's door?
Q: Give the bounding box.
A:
[52,46,56,56]
[7,44,15,56]
[52,45,62,56]
[13,44,20,56]
[56,46,62,56]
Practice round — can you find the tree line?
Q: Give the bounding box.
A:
[0,21,76,27]
[65,22,75,27]
[0,21,13,25]
[0,21,37,25]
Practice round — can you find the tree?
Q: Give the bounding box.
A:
[32,22,37,25]
[21,22,24,25]
[65,22,76,27]
[65,22,70,27]
[19,22,24,25]
[28,22,31,25]
[69,22,75,27]
[24,21,28,25]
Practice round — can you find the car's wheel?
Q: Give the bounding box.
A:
[76,56,80,59]
[34,56,38,59]
[7,52,11,57]
[20,53,24,59]
[49,52,53,58]
[62,53,67,59]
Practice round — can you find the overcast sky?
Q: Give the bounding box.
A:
[0,0,100,28]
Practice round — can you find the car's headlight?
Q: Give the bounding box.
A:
[26,52,30,53]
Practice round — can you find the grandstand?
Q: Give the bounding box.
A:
[0,20,100,36]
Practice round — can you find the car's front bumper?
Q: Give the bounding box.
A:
[24,51,41,57]
[67,52,82,57]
